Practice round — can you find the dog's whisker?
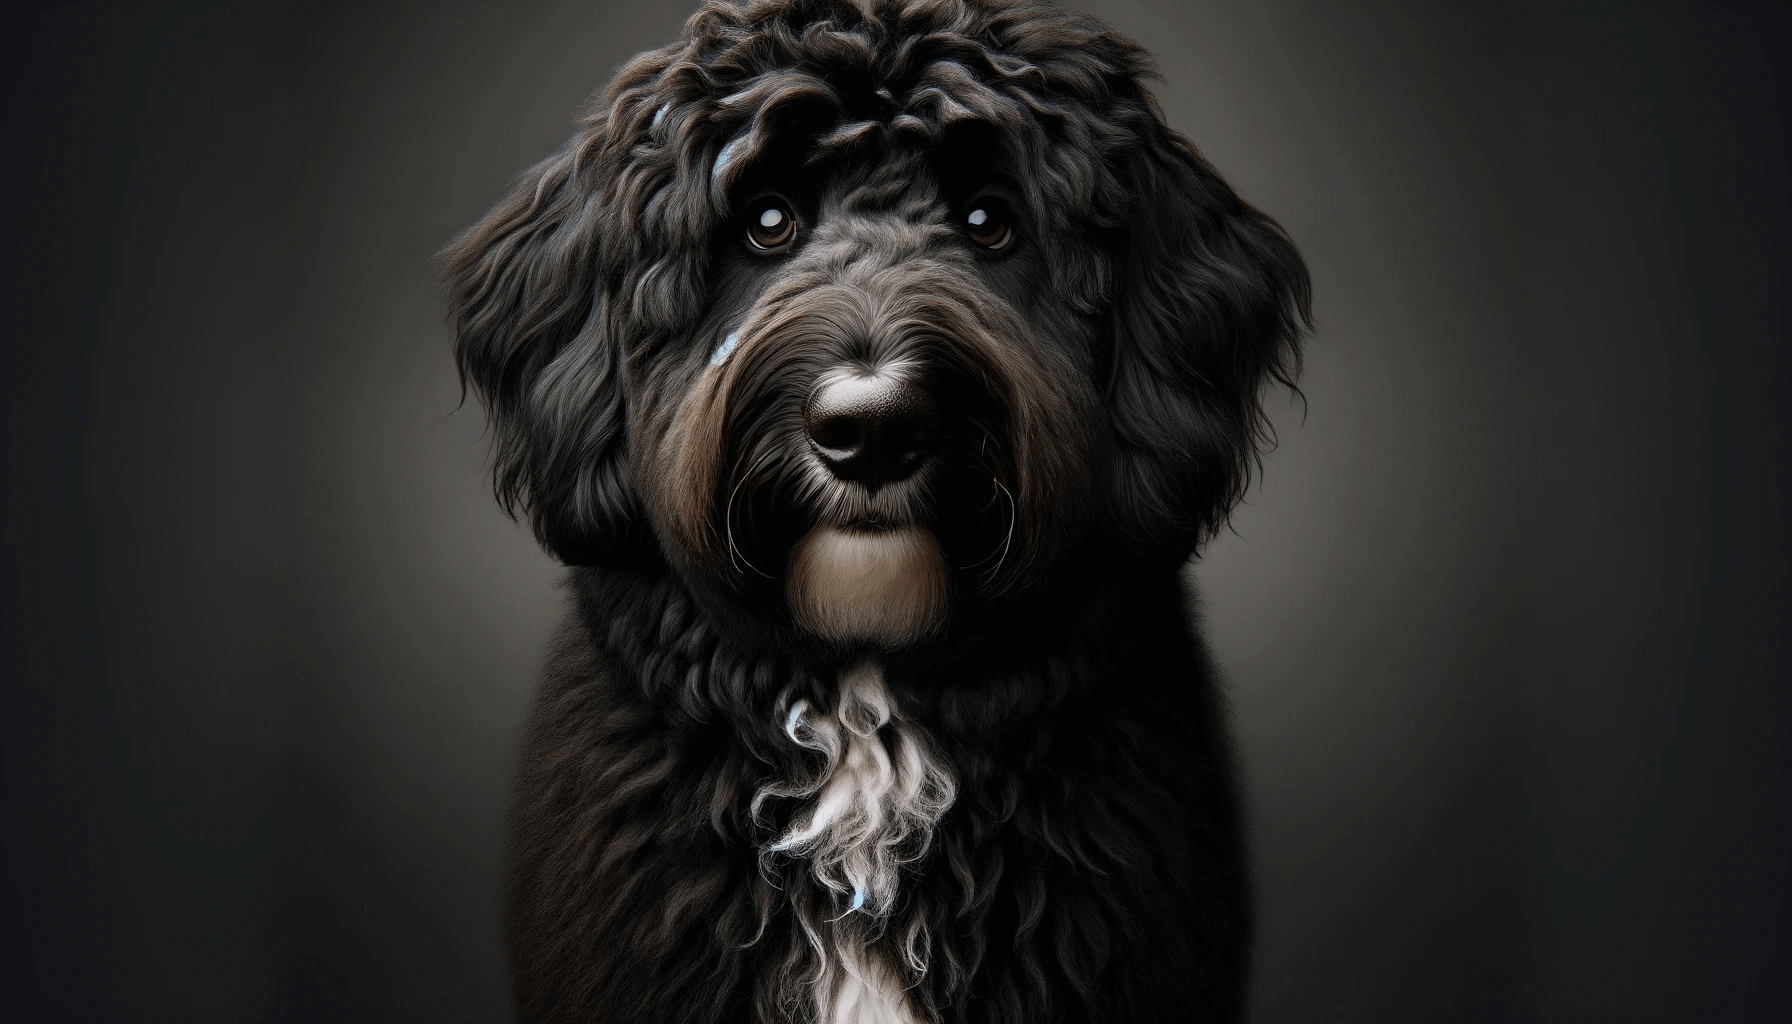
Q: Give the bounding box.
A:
[980,480,1016,585]
[975,474,1003,516]
[725,472,775,579]
[955,476,1011,571]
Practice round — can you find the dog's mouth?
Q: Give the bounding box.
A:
[784,444,953,645]
[716,363,1012,646]
[779,420,953,645]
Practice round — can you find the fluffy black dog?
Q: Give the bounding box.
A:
[444,1,1309,1021]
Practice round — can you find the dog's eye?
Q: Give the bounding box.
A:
[965,203,1013,250]
[747,203,796,250]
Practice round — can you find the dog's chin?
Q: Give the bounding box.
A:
[785,525,949,646]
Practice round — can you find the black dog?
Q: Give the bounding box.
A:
[444,1,1308,1020]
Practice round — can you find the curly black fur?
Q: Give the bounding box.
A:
[442,1,1310,1021]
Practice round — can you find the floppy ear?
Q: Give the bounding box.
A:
[1105,126,1312,556]
[442,137,643,565]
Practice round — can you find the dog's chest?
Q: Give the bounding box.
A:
[761,660,955,1024]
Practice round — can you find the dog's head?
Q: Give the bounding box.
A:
[445,0,1309,649]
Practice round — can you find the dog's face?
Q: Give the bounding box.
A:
[446,0,1309,649]
[647,125,1110,645]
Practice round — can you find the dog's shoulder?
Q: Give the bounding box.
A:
[502,571,777,1023]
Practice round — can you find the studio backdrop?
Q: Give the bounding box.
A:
[5,1,1786,1020]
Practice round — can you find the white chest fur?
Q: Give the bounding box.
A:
[757,660,955,1024]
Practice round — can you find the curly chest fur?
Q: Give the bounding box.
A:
[756,660,954,1024]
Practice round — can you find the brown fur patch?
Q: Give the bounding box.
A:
[786,526,949,643]
[661,357,731,558]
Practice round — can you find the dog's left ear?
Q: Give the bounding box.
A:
[1104,125,1312,556]
[442,137,643,566]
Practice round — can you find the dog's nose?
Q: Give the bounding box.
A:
[805,373,940,489]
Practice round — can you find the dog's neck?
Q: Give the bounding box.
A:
[566,552,1192,733]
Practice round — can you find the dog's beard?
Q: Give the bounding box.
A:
[785,525,950,644]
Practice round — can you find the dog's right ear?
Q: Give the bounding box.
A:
[442,137,643,566]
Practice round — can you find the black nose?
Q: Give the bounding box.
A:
[805,372,940,489]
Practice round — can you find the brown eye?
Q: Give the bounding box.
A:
[965,203,1012,250]
[747,203,796,249]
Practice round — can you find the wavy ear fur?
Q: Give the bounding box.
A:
[442,133,642,566]
[1106,126,1312,556]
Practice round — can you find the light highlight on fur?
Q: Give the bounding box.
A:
[712,330,740,366]
[786,526,949,643]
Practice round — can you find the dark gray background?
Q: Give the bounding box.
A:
[6,1,1786,1019]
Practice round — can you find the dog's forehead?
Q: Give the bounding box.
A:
[700,82,1002,205]
[625,0,1154,221]
[815,147,946,214]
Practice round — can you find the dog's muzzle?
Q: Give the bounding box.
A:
[786,364,953,646]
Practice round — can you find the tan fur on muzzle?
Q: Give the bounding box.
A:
[786,526,949,644]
